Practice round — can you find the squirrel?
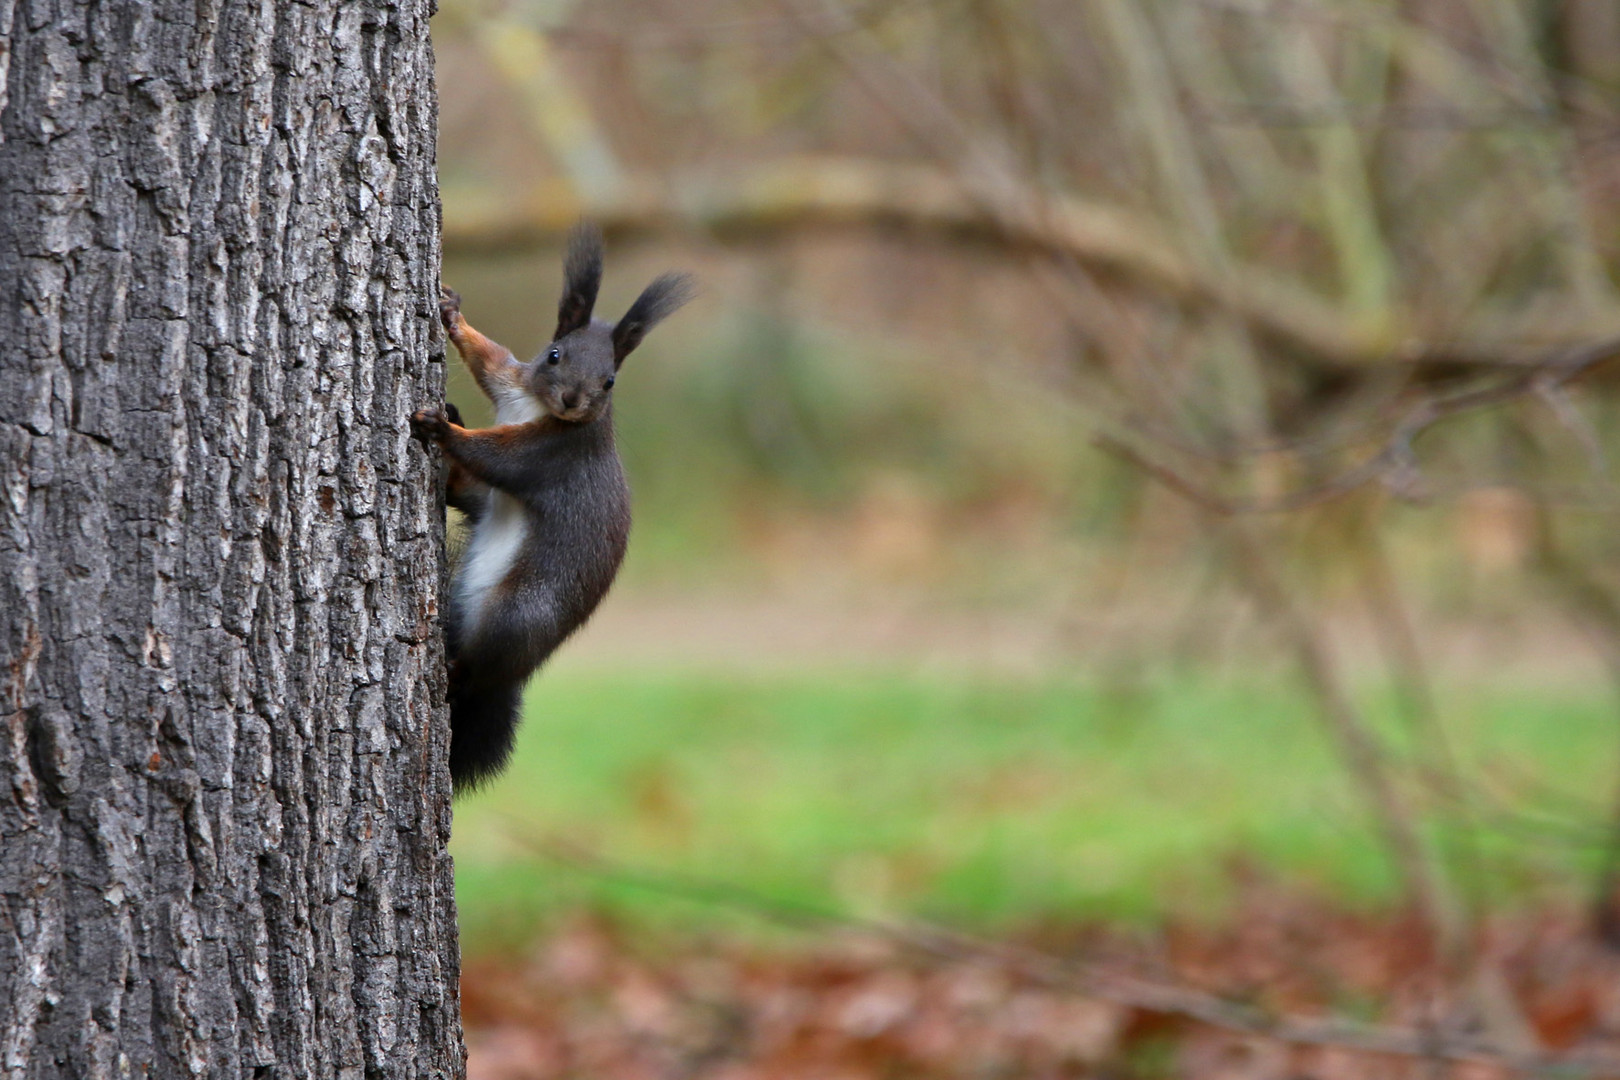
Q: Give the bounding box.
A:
[411,223,695,790]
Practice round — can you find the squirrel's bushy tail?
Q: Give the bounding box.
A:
[449,679,523,791]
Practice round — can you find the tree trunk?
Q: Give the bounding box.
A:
[0,3,461,1078]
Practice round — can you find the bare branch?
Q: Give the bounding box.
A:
[441,159,1620,373]
[1098,334,1620,515]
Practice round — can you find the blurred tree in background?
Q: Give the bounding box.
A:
[436,0,1620,577]
[434,1,1620,1072]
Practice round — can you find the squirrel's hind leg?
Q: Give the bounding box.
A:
[436,403,492,522]
[446,460,491,521]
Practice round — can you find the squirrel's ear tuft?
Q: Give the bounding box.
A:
[612,272,696,365]
[555,222,604,339]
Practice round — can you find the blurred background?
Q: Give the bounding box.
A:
[435,1,1620,1075]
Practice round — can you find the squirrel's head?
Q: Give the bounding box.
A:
[526,223,695,424]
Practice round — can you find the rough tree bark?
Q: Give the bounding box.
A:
[0,3,461,1078]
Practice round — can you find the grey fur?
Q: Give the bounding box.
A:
[417,227,694,788]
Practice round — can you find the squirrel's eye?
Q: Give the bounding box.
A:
[546,347,560,365]
[603,376,616,390]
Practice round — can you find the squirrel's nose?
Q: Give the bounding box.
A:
[561,391,580,410]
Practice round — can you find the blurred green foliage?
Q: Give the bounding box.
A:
[452,663,1617,954]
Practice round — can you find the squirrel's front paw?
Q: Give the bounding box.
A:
[410,407,453,444]
[439,285,464,334]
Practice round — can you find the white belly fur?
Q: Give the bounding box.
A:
[453,391,543,636]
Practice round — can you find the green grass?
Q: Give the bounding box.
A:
[450,664,1620,953]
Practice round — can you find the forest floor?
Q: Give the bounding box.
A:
[461,889,1620,1080]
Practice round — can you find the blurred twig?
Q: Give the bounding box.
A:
[1095,334,1620,515]
[1356,525,1491,910]
[1219,520,1461,950]
[1532,526,1620,948]
[1097,331,1620,998]
[468,10,629,203]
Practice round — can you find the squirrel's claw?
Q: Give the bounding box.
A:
[411,407,453,444]
[439,285,463,333]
